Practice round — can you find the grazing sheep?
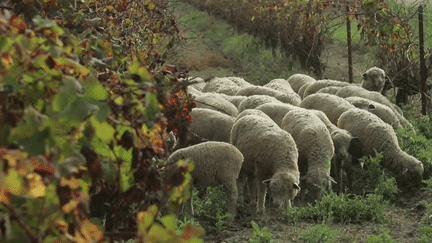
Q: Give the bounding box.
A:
[190,108,235,143]
[264,79,297,94]
[300,93,356,125]
[236,85,301,105]
[361,66,387,93]
[303,79,353,98]
[298,82,314,99]
[164,141,244,224]
[237,95,282,112]
[316,86,343,95]
[255,102,301,126]
[281,109,335,202]
[218,94,247,108]
[194,93,238,116]
[187,86,202,99]
[310,109,362,191]
[188,77,206,91]
[203,77,242,95]
[344,96,402,130]
[226,77,252,88]
[235,109,271,122]
[287,73,317,93]
[230,114,300,213]
[335,85,414,131]
[337,109,424,187]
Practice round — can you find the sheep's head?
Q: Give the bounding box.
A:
[361,66,387,92]
[263,172,300,208]
[301,171,336,202]
[331,130,362,160]
[395,153,424,188]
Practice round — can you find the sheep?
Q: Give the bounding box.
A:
[163,141,244,224]
[187,86,202,99]
[344,96,403,130]
[298,82,314,99]
[194,93,238,116]
[264,78,296,94]
[189,108,235,144]
[203,77,242,95]
[226,76,252,88]
[287,73,317,93]
[337,108,424,187]
[237,95,282,113]
[309,109,362,191]
[361,66,387,93]
[236,85,301,106]
[235,109,272,122]
[188,77,206,91]
[216,93,247,108]
[230,114,300,214]
[281,109,335,202]
[303,79,353,98]
[316,86,343,95]
[299,93,356,125]
[255,102,301,126]
[335,85,414,131]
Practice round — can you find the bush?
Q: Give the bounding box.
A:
[300,224,340,243]
[249,220,273,243]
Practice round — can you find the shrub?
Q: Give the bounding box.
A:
[249,220,273,243]
[300,224,340,243]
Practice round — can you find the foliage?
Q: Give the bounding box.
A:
[300,224,340,243]
[396,120,432,180]
[0,0,203,242]
[185,186,230,234]
[354,0,432,104]
[417,202,432,243]
[179,0,332,76]
[366,229,397,243]
[248,220,273,243]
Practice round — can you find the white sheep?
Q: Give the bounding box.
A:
[299,93,356,125]
[236,85,301,106]
[235,109,272,122]
[337,108,424,187]
[264,79,297,94]
[316,86,343,95]
[298,82,314,99]
[303,79,353,98]
[309,109,362,191]
[226,76,252,88]
[216,93,247,108]
[189,108,235,143]
[237,95,283,113]
[361,66,387,93]
[255,102,301,126]
[230,114,300,213]
[287,73,317,93]
[344,96,402,130]
[164,141,243,224]
[281,109,335,202]
[187,86,202,99]
[203,77,242,95]
[194,93,238,116]
[188,77,206,91]
[335,85,414,131]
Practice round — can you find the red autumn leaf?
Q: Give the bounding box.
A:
[10,15,26,34]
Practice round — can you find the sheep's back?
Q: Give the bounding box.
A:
[287,74,316,93]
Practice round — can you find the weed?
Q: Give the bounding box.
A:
[365,230,397,243]
[418,202,432,243]
[249,220,273,243]
[300,224,340,243]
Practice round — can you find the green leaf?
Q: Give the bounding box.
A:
[84,78,108,100]
[161,214,176,231]
[19,128,49,156]
[90,116,114,141]
[145,93,159,120]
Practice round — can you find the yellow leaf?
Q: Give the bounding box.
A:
[55,219,69,233]
[27,173,46,198]
[76,220,104,242]
[60,176,80,190]
[5,169,23,195]
[0,185,9,204]
[62,199,79,213]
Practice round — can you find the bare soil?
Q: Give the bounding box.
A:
[168,4,432,242]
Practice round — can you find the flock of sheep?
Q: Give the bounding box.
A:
[163,67,424,224]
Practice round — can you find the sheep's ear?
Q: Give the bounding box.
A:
[293,183,300,190]
[328,176,337,184]
[262,179,271,186]
[362,73,367,79]
[368,104,375,110]
[401,167,409,175]
[348,137,363,159]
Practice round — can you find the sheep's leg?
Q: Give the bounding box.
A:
[237,173,246,204]
[248,177,257,206]
[223,179,238,225]
[255,176,267,215]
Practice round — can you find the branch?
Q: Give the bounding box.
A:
[3,203,41,243]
